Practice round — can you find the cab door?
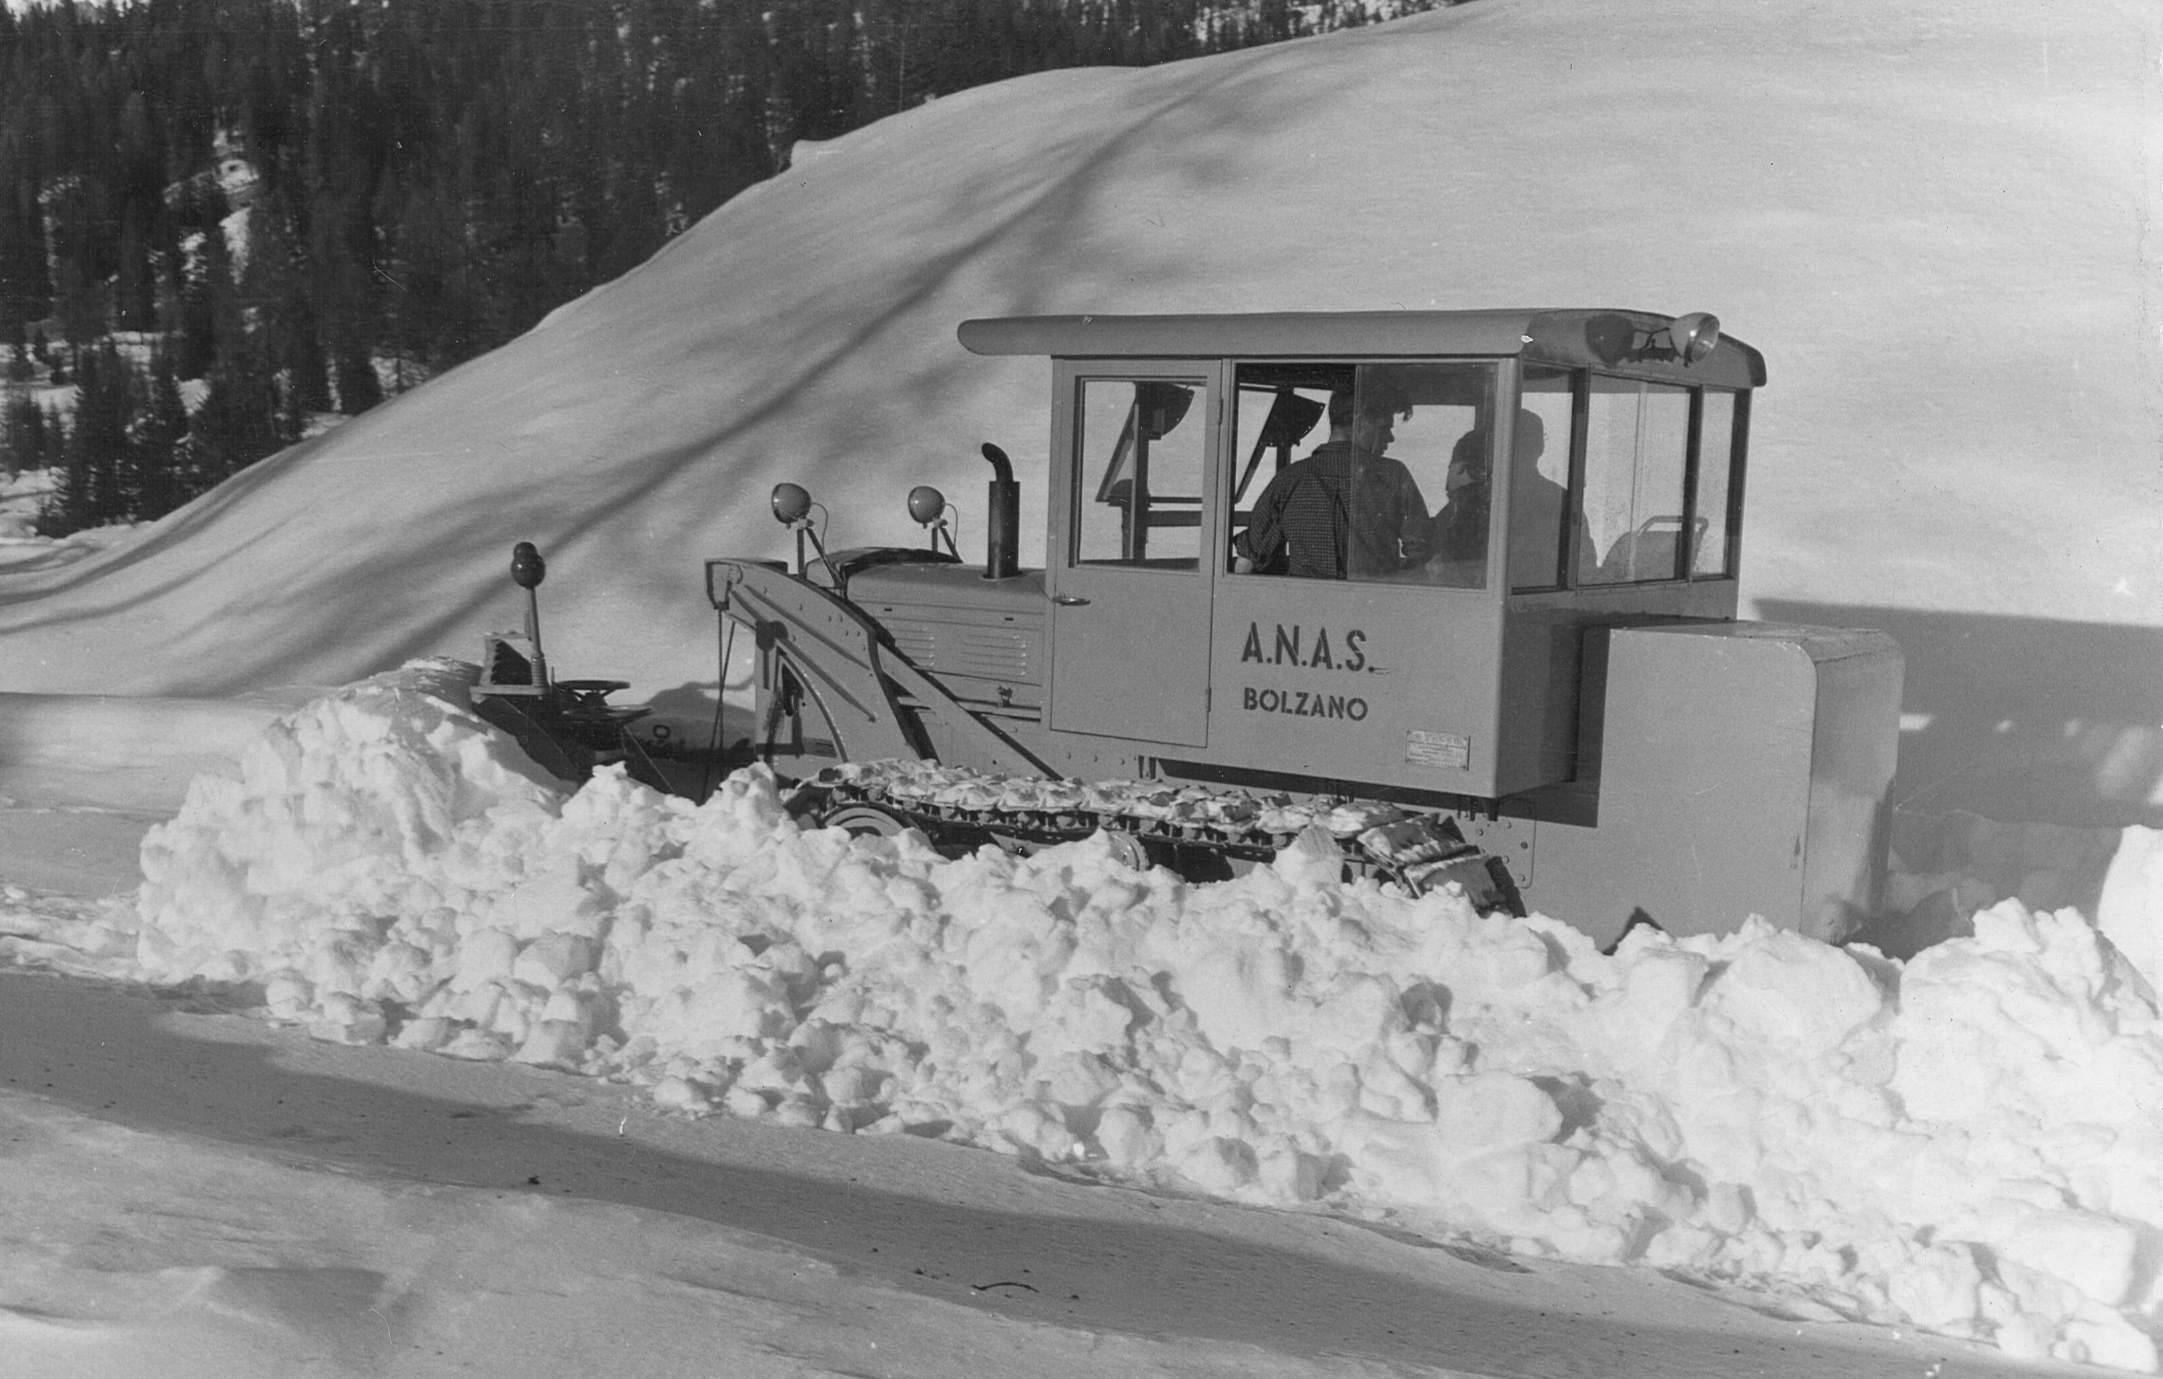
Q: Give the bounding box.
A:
[1046,359,1221,746]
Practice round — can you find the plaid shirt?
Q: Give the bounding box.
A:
[1234,441,1431,578]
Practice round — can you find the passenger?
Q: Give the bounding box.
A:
[1424,429,1490,585]
[1231,389,1431,578]
[1506,410,1598,587]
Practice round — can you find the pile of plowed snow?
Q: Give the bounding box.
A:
[132,664,2163,1372]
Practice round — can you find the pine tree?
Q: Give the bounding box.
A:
[21,397,53,474]
[0,391,43,477]
[112,86,167,331]
[114,199,157,332]
[242,179,331,425]
[175,206,228,381]
[135,345,190,519]
[4,316,27,382]
[0,179,50,327]
[48,218,106,347]
[303,45,386,415]
[35,409,89,537]
[191,324,291,486]
[62,338,136,526]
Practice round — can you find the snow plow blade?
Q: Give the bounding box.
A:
[469,636,728,799]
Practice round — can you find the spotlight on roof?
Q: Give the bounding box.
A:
[1671,312,1721,364]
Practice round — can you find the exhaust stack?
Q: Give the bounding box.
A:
[980,442,1019,580]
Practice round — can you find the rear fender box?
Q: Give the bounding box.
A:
[1523,621,1903,945]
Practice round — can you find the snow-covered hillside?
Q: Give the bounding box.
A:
[0,0,2153,823]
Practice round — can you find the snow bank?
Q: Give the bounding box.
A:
[134,666,2163,1371]
[2101,830,2163,989]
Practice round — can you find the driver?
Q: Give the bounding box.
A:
[1232,388,1431,578]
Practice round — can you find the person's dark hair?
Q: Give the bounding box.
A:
[1328,386,1399,431]
[1513,408,1546,455]
[1450,429,1488,474]
[1455,411,1548,466]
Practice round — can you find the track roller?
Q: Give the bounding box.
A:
[820,802,915,838]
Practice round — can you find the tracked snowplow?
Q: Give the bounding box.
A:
[472,309,1903,947]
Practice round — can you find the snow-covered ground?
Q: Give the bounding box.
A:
[1,0,2159,1373]
[2,674,2149,1377]
[0,970,2051,1379]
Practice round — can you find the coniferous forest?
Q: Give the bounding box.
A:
[0,0,1439,535]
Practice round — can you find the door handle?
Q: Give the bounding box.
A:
[1053,594,1091,606]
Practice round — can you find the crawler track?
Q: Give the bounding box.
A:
[796,760,1523,914]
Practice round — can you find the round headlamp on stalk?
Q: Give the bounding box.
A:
[907,485,946,526]
[771,482,813,526]
[770,482,828,576]
[507,541,550,684]
[510,540,546,589]
[909,485,959,559]
[1670,312,1721,364]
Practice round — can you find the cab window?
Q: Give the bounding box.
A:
[1580,377,1692,585]
[1512,368,1579,590]
[1227,361,1495,586]
[1692,390,1740,577]
[1074,377,1204,569]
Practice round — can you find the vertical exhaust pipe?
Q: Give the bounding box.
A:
[981,442,1019,580]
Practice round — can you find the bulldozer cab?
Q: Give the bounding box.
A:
[961,309,1764,802]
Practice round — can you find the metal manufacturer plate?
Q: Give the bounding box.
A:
[1406,729,1470,769]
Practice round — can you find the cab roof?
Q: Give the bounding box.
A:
[958,308,1766,388]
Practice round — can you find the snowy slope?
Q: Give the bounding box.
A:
[0,0,2155,820]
